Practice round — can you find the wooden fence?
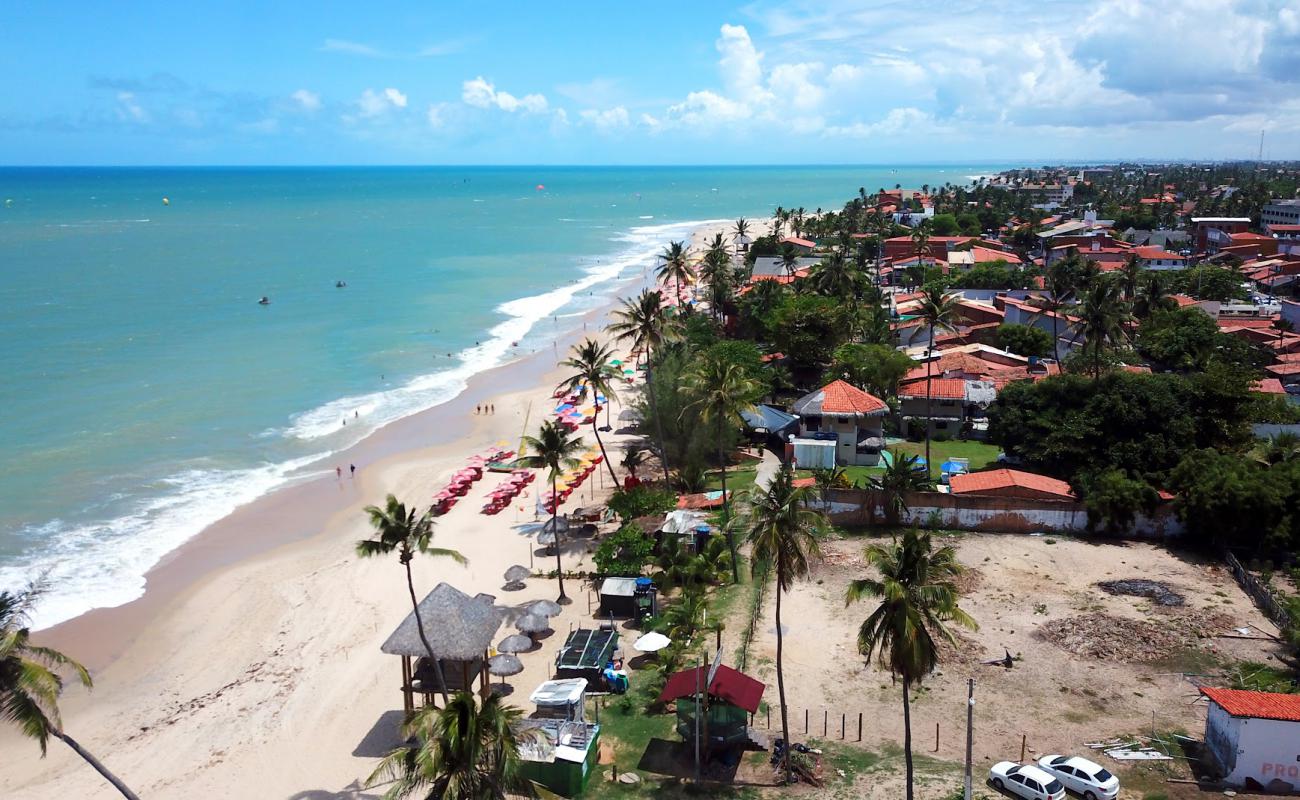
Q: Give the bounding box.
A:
[1224,550,1293,632]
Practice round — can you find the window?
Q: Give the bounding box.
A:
[936,421,949,430]
[837,416,850,425]
[1025,779,1042,792]
[1092,768,1113,782]
[1045,779,1064,794]
[1008,774,1026,786]
[806,418,820,432]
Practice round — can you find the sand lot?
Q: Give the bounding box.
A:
[736,532,1288,798]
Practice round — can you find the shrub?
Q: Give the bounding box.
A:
[607,485,677,522]
[592,523,655,577]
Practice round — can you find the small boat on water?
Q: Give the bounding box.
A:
[258,296,270,305]
[336,280,347,288]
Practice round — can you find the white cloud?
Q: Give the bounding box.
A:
[426,103,448,128]
[321,38,384,57]
[290,89,321,112]
[579,106,631,130]
[461,76,548,113]
[115,91,147,122]
[356,87,407,118]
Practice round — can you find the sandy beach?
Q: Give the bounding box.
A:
[0,220,753,798]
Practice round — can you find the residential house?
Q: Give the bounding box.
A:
[1134,246,1189,270]
[896,377,997,439]
[788,380,889,466]
[779,235,816,252]
[1261,199,1300,228]
[948,469,1076,501]
[999,296,1082,351]
[1199,686,1300,793]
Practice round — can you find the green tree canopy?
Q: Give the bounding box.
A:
[821,343,914,400]
[995,323,1053,357]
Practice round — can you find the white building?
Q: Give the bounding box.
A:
[1200,686,1300,793]
[1262,199,1300,227]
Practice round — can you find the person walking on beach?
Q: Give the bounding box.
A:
[350,464,356,478]
[336,466,342,479]
[476,404,481,415]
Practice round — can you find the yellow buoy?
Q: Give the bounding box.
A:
[162,197,170,206]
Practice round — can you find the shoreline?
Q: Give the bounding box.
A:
[27,216,742,668]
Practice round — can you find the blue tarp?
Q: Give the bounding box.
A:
[741,404,799,434]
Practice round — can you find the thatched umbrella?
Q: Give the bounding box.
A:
[488,653,523,685]
[537,530,557,547]
[542,515,570,534]
[497,634,533,654]
[526,599,563,618]
[504,565,531,582]
[515,613,550,636]
[381,583,502,662]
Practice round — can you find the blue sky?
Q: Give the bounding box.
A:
[3,0,1300,165]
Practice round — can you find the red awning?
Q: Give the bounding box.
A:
[659,664,765,713]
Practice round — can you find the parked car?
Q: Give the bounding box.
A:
[1036,754,1120,800]
[995,451,1024,467]
[989,761,1066,800]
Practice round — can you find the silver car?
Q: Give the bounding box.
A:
[989,761,1066,800]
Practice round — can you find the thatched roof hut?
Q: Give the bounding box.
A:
[381,582,502,661]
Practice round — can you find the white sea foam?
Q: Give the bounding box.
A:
[0,454,327,630]
[5,217,729,629]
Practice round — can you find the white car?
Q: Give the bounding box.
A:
[989,761,1066,800]
[1036,754,1120,800]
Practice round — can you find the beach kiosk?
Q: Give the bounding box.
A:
[659,662,765,753]
[555,627,619,689]
[530,678,588,721]
[380,582,502,715]
[515,717,601,797]
[598,576,657,620]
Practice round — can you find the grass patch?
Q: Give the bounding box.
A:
[703,467,759,491]
[1225,660,1299,693]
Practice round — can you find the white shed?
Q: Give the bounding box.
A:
[1200,686,1300,792]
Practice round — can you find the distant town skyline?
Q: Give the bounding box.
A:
[3,0,1299,165]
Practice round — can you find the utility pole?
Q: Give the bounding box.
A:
[694,656,703,780]
[964,678,975,800]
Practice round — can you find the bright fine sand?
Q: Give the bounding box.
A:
[0,221,750,799]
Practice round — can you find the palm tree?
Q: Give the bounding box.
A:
[1118,253,1142,301]
[358,495,468,700]
[871,451,933,525]
[809,252,861,301]
[909,219,932,262]
[1133,273,1174,320]
[366,690,542,799]
[684,352,763,582]
[1069,277,1131,378]
[915,287,959,469]
[699,234,735,323]
[557,338,620,486]
[733,464,825,784]
[608,289,673,484]
[777,242,801,279]
[620,446,646,482]
[520,420,585,604]
[656,240,694,306]
[1035,256,1082,363]
[1248,432,1300,466]
[733,218,750,249]
[0,582,141,799]
[845,529,977,800]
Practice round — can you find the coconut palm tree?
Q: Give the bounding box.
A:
[520,420,585,604]
[608,289,674,484]
[871,451,934,526]
[1118,253,1142,301]
[0,582,141,799]
[556,337,621,486]
[366,690,542,799]
[809,252,862,302]
[733,218,750,248]
[777,242,801,279]
[733,464,825,784]
[699,234,735,323]
[684,352,763,582]
[1133,273,1174,320]
[845,529,977,800]
[621,446,646,482]
[656,241,694,306]
[915,287,960,469]
[1035,256,1082,363]
[1069,277,1131,378]
[358,495,468,700]
[909,219,932,261]
[1248,432,1300,466]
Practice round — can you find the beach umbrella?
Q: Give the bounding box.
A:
[537,530,557,546]
[633,632,671,653]
[497,634,533,654]
[515,613,550,635]
[488,653,523,678]
[526,599,563,618]
[542,516,570,534]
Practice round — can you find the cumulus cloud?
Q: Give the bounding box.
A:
[356,87,407,118]
[115,91,147,122]
[579,106,631,130]
[461,77,548,113]
[290,89,321,112]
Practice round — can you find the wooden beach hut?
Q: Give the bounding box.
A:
[659,662,765,752]
[380,582,503,714]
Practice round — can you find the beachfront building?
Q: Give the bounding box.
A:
[380,582,502,714]
[517,684,601,800]
[789,380,889,467]
[1200,686,1300,793]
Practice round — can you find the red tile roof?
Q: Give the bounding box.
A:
[969,245,1023,265]
[821,379,889,414]
[660,664,765,713]
[1135,246,1187,261]
[1200,687,1300,722]
[1268,224,1300,234]
[780,236,815,249]
[949,469,1076,500]
[1252,378,1287,394]
[1231,231,1274,242]
[897,378,966,399]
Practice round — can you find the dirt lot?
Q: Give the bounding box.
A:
[736,532,1290,799]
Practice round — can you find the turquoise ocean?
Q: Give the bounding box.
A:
[0,165,1012,627]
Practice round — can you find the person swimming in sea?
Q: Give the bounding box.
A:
[258,296,270,305]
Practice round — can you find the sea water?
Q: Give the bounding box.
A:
[0,164,1013,627]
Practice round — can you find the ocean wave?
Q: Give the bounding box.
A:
[0,453,326,630]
